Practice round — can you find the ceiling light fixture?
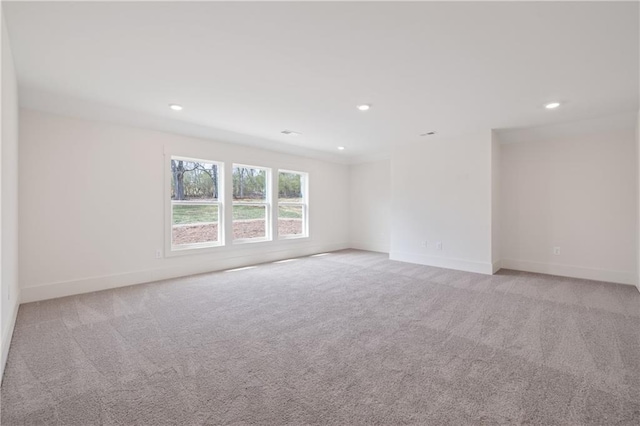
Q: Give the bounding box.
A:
[545,102,561,109]
[281,130,301,136]
[357,104,371,111]
[169,104,183,111]
[337,146,345,150]
[420,131,437,136]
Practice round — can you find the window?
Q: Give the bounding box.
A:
[170,157,222,250]
[278,170,308,238]
[232,164,270,242]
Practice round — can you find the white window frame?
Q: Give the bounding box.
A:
[277,169,309,240]
[232,163,272,244]
[167,155,224,254]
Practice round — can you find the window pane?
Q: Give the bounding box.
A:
[233,205,266,239]
[279,171,304,202]
[172,204,219,246]
[278,205,304,236]
[171,159,219,201]
[233,166,266,202]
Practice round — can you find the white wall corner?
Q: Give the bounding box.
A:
[490,129,502,274]
[501,119,637,289]
[349,241,390,254]
[348,159,391,255]
[1,287,20,383]
[1,10,21,383]
[390,251,494,275]
[637,109,640,292]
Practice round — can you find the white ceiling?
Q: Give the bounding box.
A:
[4,1,639,164]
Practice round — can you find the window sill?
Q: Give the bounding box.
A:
[167,242,224,257]
[232,237,272,245]
[278,234,309,240]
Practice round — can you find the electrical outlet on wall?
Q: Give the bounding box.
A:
[553,246,561,255]
[436,241,443,250]
[155,249,162,259]
[421,240,428,248]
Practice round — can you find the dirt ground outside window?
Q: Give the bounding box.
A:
[172,219,303,245]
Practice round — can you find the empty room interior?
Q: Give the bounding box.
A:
[1,1,639,424]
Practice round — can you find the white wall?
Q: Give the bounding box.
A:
[349,159,390,253]
[19,109,349,302]
[390,131,493,274]
[491,131,501,272]
[500,118,637,285]
[1,13,20,379]
[637,110,640,291]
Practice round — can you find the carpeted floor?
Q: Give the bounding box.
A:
[1,250,639,425]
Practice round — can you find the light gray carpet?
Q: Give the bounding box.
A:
[2,250,639,425]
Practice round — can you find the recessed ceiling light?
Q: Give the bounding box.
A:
[420,131,437,136]
[357,104,371,111]
[169,104,183,111]
[545,102,561,109]
[281,130,301,136]
[337,146,345,150]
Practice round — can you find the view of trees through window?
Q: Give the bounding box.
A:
[232,166,266,200]
[278,171,303,201]
[171,159,220,247]
[170,159,308,249]
[233,166,268,240]
[171,160,219,200]
[278,171,306,237]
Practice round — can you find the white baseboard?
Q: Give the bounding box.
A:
[1,288,20,383]
[492,260,502,274]
[21,242,349,303]
[349,240,390,254]
[390,251,493,275]
[501,258,637,286]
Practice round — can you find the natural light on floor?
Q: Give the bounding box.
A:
[224,266,258,272]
